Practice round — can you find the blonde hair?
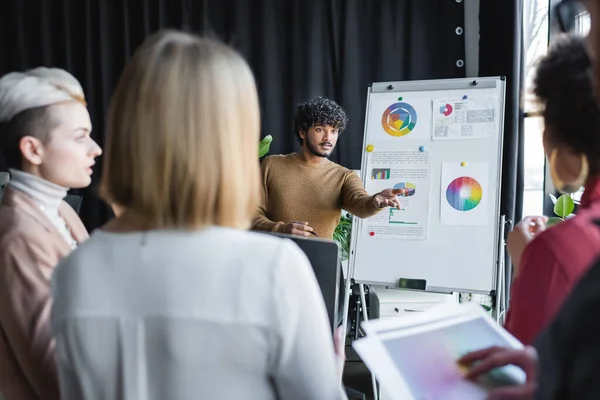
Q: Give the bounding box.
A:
[0,67,86,124]
[100,30,261,230]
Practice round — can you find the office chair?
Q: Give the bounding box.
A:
[64,194,83,214]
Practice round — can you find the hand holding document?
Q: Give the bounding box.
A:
[352,302,527,400]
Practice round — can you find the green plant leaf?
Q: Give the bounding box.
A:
[258,135,273,158]
[333,213,354,261]
[548,193,558,205]
[546,216,564,227]
[554,194,575,218]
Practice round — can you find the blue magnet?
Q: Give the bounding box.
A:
[462,95,468,100]
[419,145,426,152]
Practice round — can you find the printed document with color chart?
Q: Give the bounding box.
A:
[353,302,526,400]
[432,96,498,140]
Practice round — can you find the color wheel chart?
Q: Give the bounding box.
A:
[381,102,418,137]
[446,177,483,211]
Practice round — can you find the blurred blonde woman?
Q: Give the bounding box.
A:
[50,30,346,400]
[0,67,101,399]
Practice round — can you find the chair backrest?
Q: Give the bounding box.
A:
[0,172,9,203]
[64,194,83,214]
[258,231,341,333]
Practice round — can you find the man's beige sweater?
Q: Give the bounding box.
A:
[252,153,382,239]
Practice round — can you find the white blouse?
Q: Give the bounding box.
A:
[51,226,347,400]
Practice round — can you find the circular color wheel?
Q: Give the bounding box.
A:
[446,176,482,211]
[381,102,418,137]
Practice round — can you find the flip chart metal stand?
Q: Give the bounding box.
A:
[340,214,506,400]
[493,214,510,325]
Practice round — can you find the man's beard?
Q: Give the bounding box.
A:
[306,139,333,158]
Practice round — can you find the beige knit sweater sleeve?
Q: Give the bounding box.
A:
[252,157,286,233]
[340,172,381,219]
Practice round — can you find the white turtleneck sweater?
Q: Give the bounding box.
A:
[8,169,78,249]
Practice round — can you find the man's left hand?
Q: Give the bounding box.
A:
[372,188,403,209]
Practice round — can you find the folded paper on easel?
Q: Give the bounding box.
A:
[352,303,526,400]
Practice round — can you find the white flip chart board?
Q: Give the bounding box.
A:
[349,77,506,294]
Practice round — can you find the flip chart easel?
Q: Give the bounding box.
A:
[341,77,508,347]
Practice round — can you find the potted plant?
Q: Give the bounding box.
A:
[333,212,353,262]
[259,135,272,158]
[546,193,576,227]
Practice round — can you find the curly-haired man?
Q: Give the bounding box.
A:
[252,96,402,239]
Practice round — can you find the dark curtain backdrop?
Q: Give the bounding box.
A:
[479,0,524,297]
[0,0,466,231]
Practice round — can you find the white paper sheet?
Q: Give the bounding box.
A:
[432,97,498,140]
[353,303,526,400]
[440,162,489,226]
[352,337,414,400]
[362,150,431,240]
[369,95,431,141]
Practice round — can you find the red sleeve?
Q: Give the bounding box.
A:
[504,234,569,345]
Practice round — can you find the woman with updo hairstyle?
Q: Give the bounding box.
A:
[0,67,101,399]
[50,30,346,400]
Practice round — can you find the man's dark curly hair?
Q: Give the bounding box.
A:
[294,96,348,145]
[533,34,600,172]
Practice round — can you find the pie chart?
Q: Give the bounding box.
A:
[439,103,453,116]
[381,102,418,137]
[393,182,416,197]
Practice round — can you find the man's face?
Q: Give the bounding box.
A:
[303,124,339,158]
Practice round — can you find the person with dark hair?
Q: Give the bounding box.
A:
[252,96,402,239]
[455,2,600,399]
[458,33,600,399]
[500,34,600,346]
[293,96,349,149]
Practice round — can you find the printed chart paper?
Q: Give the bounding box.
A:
[440,162,489,226]
[432,97,498,140]
[368,95,431,142]
[363,150,431,240]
